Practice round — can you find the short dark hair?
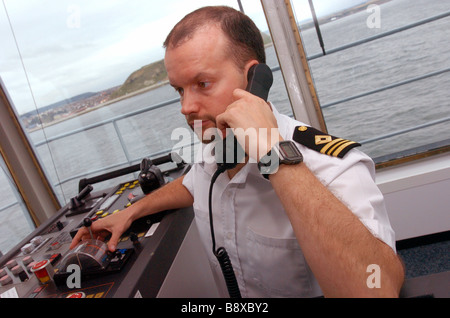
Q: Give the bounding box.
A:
[163,6,266,69]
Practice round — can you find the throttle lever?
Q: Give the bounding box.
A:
[76,184,93,201]
[83,217,94,240]
[69,185,93,210]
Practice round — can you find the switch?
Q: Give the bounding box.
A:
[0,274,12,286]
[11,265,23,275]
[5,259,17,269]
[31,236,44,247]
[12,265,29,282]
[21,243,34,255]
[56,221,64,231]
[22,256,34,265]
[49,241,61,250]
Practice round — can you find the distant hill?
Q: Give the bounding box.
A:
[109,60,168,99]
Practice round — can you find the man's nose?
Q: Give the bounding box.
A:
[180,90,200,116]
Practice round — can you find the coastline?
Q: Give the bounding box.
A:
[27,42,276,134]
[26,79,170,133]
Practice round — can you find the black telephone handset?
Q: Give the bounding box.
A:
[215,63,273,170]
[244,63,273,102]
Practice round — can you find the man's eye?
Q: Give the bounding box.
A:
[198,82,210,89]
[175,87,184,96]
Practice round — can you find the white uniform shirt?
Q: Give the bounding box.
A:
[182,104,396,298]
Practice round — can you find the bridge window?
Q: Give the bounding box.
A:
[290,0,450,163]
[2,0,448,256]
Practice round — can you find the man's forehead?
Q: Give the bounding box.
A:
[166,23,224,49]
[164,25,230,68]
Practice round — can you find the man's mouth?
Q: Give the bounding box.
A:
[188,119,218,144]
[189,118,215,129]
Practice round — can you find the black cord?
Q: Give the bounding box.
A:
[208,167,242,298]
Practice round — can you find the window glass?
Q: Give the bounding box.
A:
[0,0,291,254]
[291,0,450,160]
[0,155,34,255]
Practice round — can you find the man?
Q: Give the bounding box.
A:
[71,6,404,297]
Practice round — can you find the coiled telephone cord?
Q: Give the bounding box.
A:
[208,167,242,298]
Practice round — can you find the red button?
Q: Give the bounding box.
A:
[66,292,86,298]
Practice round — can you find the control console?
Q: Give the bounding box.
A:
[0,154,204,298]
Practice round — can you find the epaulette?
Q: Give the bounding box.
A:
[293,125,361,158]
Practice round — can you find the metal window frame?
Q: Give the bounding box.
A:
[261,0,327,132]
[0,78,60,226]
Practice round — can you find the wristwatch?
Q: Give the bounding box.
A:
[258,140,303,179]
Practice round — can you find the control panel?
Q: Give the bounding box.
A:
[0,154,202,298]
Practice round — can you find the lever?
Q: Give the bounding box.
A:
[77,184,93,201]
[69,185,93,211]
[83,217,94,240]
[139,158,166,194]
[129,232,141,249]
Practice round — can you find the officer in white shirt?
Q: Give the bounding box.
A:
[182,104,398,297]
[71,6,404,297]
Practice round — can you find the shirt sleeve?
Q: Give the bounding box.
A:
[181,164,195,197]
[314,148,397,253]
[276,111,397,253]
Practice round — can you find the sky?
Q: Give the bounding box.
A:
[0,0,366,114]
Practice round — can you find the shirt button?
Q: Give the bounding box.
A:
[226,232,233,240]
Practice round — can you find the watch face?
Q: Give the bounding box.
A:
[258,141,303,177]
[279,141,302,160]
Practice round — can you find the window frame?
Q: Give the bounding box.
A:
[0,80,60,226]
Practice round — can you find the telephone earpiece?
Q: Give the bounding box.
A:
[215,63,273,170]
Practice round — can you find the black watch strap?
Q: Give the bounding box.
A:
[258,140,303,179]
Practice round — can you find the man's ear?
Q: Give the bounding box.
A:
[243,60,260,88]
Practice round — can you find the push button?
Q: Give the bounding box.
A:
[5,259,17,269]
[0,274,12,286]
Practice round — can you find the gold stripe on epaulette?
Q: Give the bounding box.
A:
[332,141,357,157]
[320,138,344,154]
[326,139,349,156]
